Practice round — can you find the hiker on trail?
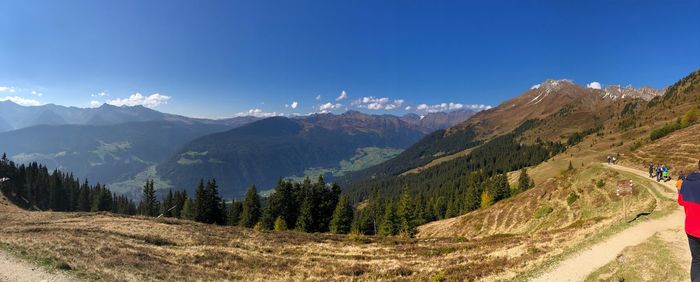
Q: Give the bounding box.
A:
[678,160,700,281]
[663,165,670,182]
[657,165,663,182]
[612,156,617,164]
[607,155,612,164]
[649,163,655,178]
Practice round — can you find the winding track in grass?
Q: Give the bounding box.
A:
[0,249,75,282]
[531,163,683,282]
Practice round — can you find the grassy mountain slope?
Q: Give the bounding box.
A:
[418,164,670,237]
[0,202,592,281]
[628,123,700,173]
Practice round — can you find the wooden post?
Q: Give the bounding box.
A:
[617,179,633,222]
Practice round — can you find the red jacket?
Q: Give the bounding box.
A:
[678,173,700,238]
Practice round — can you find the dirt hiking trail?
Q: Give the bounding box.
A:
[0,250,75,282]
[531,163,687,282]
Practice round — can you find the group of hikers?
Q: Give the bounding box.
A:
[606,155,618,165]
[677,160,700,281]
[648,162,673,182]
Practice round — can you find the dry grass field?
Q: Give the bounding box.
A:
[627,123,700,174]
[0,162,674,282]
[0,194,562,282]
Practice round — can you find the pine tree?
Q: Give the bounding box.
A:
[227,200,242,226]
[77,179,91,211]
[162,189,174,217]
[173,190,188,219]
[329,195,353,234]
[444,197,459,218]
[193,179,206,222]
[261,203,275,230]
[206,179,225,225]
[396,187,416,237]
[181,198,195,220]
[239,185,261,228]
[518,168,531,191]
[140,180,159,216]
[378,201,399,236]
[491,174,510,202]
[296,194,314,232]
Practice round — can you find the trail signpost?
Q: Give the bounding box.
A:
[616,180,634,220]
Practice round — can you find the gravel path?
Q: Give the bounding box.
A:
[531,163,684,282]
[0,248,75,282]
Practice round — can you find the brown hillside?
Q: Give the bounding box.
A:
[627,123,700,174]
[449,80,612,140]
[418,164,667,238]
[0,208,568,281]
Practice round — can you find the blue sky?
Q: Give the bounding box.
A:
[0,0,698,118]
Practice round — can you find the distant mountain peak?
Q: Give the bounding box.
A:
[602,84,664,101]
[530,79,574,93]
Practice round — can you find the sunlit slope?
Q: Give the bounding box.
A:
[418,164,668,238]
[628,123,700,173]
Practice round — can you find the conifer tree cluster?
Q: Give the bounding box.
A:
[0,157,136,214]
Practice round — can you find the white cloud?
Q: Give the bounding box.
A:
[0,96,42,106]
[107,92,171,108]
[405,106,412,111]
[30,90,43,97]
[336,90,347,101]
[236,108,284,118]
[351,96,404,110]
[416,102,491,113]
[285,101,299,109]
[315,95,321,100]
[586,81,602,90]
[0,86,16,93]
[89,100,101,107]
[91,91,108,98]
[530,84,541,90]
[319,102,343,112]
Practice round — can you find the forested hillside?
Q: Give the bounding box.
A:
[0,121,230,188]
[158,114,431,198]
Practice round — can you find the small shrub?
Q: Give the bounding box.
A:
[534,206,554,218]
[143,235,175,246]
[348,231,371,244]
[273,216,287,232]
[629,140,643,152]
[650,121,681,140]
[431,271,446,282]
[386,266,413,277]
[342,264,368,276]
[596,179,605,188]
[56,261,72,271]
[567,192,579,205]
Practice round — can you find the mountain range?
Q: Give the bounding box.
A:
[0,102,478,198]
[157,110,479,197]
[0,101,258,132]
[341,79,669,198]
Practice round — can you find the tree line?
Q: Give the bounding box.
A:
[1,129,539,238]
[343,125,550,222]
[0,154,136,214]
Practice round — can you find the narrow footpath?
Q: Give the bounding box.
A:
[531,163,686,282]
